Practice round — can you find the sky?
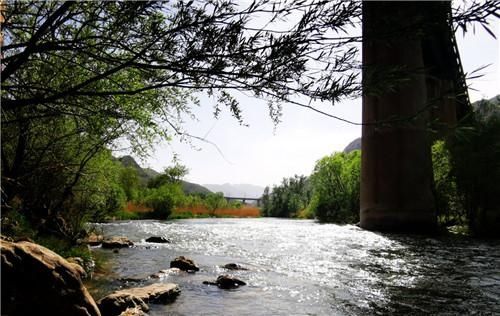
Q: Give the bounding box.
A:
[140,12,499,188]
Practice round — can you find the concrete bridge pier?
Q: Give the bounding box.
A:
[360,2,437,232]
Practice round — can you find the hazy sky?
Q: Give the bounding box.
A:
[141,15,499,188]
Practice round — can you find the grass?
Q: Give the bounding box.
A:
[172,205,261,218]
[125,201,152,213]
[36,235,93,264]
[112,209,148,220]
[110,202,261,221]
[296,208,315,219]
[112,202,154,220]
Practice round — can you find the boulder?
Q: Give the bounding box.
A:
[1,234,14,242]
[170,256,199,272]
[223,263,248,270]
[102,237,133,249]
[145,236,170,243]
[98,283,180,316]
[1,239,101,316]
[67,256,90,278]
[83,233,104,246]
[119,307,147,316]
[203,275,246,289]
[98,293,148,316]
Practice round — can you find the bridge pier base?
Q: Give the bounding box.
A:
[360,2,437,233]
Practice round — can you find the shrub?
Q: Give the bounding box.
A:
[431,140,463,226]
[309,150,360,223]
[203,192,228,215]
[262,175,311,218]
[447,103,500,236]
[144,183,185,219]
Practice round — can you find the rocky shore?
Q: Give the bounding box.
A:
[1,235,247,316]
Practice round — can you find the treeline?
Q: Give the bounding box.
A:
[432,98,500,236]
[261,151,360,223]
[1,1,364,245]
[1,149,241,242]
[262,98,500,236]
[118,164,243,220]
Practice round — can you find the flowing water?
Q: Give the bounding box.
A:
[88,218,500,315]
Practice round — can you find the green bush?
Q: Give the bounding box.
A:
[229,200,243,209]
[144,183,185,219]
[447,103,500,236]
[431,140,463,226]
[261,175,311,218]
[309,150,360,223]
[203,192,228,215]
[112,210,144,220]
[430,98,500,236]
[0,208,36,240]
[119,167,140,201]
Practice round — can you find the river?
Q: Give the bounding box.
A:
[88,218,500,315]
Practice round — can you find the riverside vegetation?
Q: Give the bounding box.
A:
[1,1,499,315]
[262,97,500,237]
[1,1,497,261]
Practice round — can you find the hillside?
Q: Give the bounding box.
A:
[343,137,361,153]
[118,156,160,184]
[473,95,500,118]
[180,181,212,195]
[117,155,211,194]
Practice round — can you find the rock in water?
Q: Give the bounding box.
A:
[82,232,104,246]
[1,239,101,316]
[170,256,199,272]
[145,236,171,243]
[101,237,134,249]
[98,283,180,316]
[203,275,246,289]
[98,294,148,316]
[223,263,248,270]
[149,268,182,279]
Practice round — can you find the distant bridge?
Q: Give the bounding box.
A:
[224,196,262,207]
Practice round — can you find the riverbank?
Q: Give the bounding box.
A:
[114,204,261,220]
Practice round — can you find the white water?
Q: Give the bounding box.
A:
[90,218,500,315]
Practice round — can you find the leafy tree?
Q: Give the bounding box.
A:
[148,163,189,188]
[119,167,140,201]
[429,97,500,236]
[431,141,462,226]
[1,1,495,238]
[447,99,500,236]
[309,151,360,223]
[1,1,361,230]
[144,183,185,219]
[263,175,311,218]
[261,186,271,216]
[204,192,228,216]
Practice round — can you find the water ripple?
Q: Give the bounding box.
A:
[89,218,500,315]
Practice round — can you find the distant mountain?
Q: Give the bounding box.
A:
[117,155,211,195]
[343,137,361,153]
[473,95,500,118]
[204,183,265,198]
[180,181,212,195]
[118,155,159,184]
